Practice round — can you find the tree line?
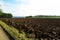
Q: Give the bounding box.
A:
[0,9,13,18]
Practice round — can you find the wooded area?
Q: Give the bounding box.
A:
[0,9,13,18]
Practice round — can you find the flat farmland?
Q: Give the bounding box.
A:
[0,18,60,40]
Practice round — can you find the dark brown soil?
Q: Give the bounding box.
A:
[0,18,60,40]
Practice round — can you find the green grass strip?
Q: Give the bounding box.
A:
[0,21,21,40]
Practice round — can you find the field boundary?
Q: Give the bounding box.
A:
[0,21,20,40]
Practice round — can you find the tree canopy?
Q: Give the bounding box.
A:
[0,9,13,18]
[0,9,3,15]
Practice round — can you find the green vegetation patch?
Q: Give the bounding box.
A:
[0,21,28,40]
[0,21,20,40]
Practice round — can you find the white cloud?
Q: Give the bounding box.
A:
[0,0,3,6]
[1,0,60,16]
[19,0,60,16]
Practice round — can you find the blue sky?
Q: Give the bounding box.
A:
[0,0,60,16]
[3,0,14,3]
